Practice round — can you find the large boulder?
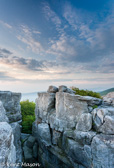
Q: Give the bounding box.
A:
[76,113,92,131]
[10,122,22,164]
[37,123,51,146]
[56,93,88,124]
[0,101,9,122]
[59,85,75,94]
[47,85,58,93]
[91,134,114,168]
[0,122,16,168]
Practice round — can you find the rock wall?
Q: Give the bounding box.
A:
[0,91,22,168]
[34,85,114,168]
[0,91,22,123]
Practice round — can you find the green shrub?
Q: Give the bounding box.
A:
[20,100,35,134]
[71,87,102,99]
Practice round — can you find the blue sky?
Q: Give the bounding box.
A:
[0,0,114,93]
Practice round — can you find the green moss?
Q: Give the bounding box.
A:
[92,105,98,109]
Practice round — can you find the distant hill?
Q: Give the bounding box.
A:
[99,88,114,96]
[21,92,37,102]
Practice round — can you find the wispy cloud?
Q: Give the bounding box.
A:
[0,20,12,29]
[17,25,43,54]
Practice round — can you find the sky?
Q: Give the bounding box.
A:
[0,0,114,93]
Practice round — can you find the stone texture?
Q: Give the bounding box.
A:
[10,122,22,164]
[33,142,38,158]
[0,122,16,168]
[23,145,33,163]
[76,113,92,131]
[36,92,55,122]
[0,91,22,123]
[52,130,62,146]
[91,134,114,168]
[37,123,51,146]
[74,131,96,145]
[99,116,114,134]
[59,85,75,94]
[34,85,114,168]
[92,108,108,130]
[66,139,92,168]
[26,135,36,148]
[47,85,58,93]
[56,92,88,124]
[0,101,9,122]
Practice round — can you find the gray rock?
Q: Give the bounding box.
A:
[0,122,16,168]
[26,135,36,148]
[23,145,33,163]
[10,122,22,164]
[0,101,9,122]
[92,108,108,130]
[74,131,96,145]
[47,85,58,93]
[52,130,62,146]
[99,115,114,134]
[36,92,55,121]
[66,139,92,168]
[59,85,75,94]
[76,95,102,106]
[37,123,51,146]
[33,142,38,158]
[0,91,21,123]
[91,134,114,168]
[21,133,30,141]
[56,92,88,123]
[76,113,92,131]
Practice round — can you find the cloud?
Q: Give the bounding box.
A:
[47,3,114,67]
[17,25,43,54]
[0,72,16,81]
[0,20,12,29]
[0,47,12,57]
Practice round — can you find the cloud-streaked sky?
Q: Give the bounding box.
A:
[0,0,114,93]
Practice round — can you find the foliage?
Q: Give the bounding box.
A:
[20,100,35,134]
[71,87,102,99]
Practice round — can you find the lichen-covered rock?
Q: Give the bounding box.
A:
[76,113,92,131]
[0,101,9,122]
[37,123,51,146]
[0,122,16,168]
[91,134,114,168]
[47,85,58,93]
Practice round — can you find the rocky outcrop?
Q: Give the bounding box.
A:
[0,92,22,167]
[22,135,38,163]
[34,85,114,168]
[0,91,22,123]
[0,122,16,168]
